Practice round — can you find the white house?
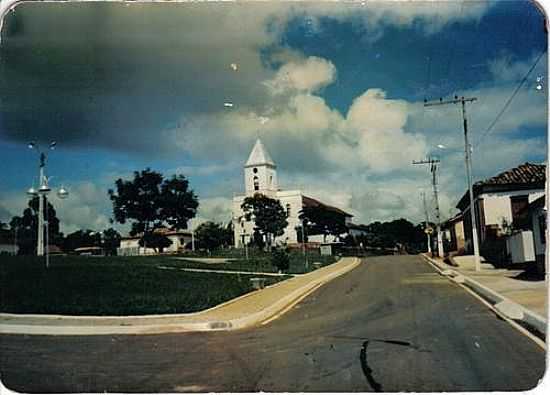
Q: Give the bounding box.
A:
[456,162,545,253]
[232,139,353,247]
[118,228,193,256]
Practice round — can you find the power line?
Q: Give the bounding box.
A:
[476,50,545,146]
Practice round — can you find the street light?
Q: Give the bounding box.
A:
[27,141,69,268]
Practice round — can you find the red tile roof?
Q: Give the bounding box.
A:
[302,195,353,217]
[475,163,545,186]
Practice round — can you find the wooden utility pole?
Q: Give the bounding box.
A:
[413,158,443,258]
[424,96,480,270]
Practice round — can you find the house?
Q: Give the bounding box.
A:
[232,138,353,247]
[456,162,545,253]
[441,213,465,253]
[118,228,193,256]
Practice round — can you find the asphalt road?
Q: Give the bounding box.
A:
[0,255,546,392]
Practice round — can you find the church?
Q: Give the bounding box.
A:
[232,139,353,247]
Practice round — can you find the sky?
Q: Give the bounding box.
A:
[0,0,547,234]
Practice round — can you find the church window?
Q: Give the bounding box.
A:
[269,175,273,186]
[286,203,291,217]
[253,167,258,174]
[253,176,259,191]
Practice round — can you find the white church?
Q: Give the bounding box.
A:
[232,139,353,247]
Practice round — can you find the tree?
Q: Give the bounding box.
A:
[138,232,172,253]
[102,228,121,256]
[195,221,231,253]
[271,248,290,272]
[109,168,199,246]
[10,196,62,255]
[241,193,288,249]
[63,229,101,252]
[299,205,348,242]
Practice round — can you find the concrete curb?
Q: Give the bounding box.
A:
[0,258,361,336]
[421,254,547,336]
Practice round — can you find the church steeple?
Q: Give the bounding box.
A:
[245,138,275,167]
[244,138,278,195]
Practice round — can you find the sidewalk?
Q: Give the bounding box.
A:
[0,257,361,336]
[423,254,548,335]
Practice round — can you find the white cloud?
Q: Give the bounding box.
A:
[264,56,337,95]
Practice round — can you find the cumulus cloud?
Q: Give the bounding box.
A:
[264,56,337,95]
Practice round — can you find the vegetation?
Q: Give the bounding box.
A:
[9,196,63,255]
[0,255,286,315]
[241,193,288,248]
[271,248,290,272]
[299,205,348,242]
[194,221,233,253]
[108,168,199,252]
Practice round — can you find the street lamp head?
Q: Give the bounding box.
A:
[38,184,51,194]
[57,186,69,199]
[49,141,57,150]
[28,142,36,150]
[436,144,446,149]
[26,186,38,197]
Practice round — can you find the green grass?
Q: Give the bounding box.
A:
[170,250,337,274]
[0,255,287,315]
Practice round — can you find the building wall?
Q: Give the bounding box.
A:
[233,191,303,247]
[480,190,544,226]
[244,165,278,195]
[454,220,465,251]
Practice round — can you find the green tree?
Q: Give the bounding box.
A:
[63,229,101,252]
[195,221,231,253]
[138,232,172,253]
[299,205,348,242]
[108,168,199,247]
[10,197,62,255]
[271,248,290,272]
[241,193,288,249]
[102,228,121,256]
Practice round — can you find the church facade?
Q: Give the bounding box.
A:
[232,139,353,247]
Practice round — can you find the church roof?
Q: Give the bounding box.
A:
[302,195,353,217]
[245,138,275,167]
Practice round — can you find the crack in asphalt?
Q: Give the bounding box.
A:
[359,339,415,392]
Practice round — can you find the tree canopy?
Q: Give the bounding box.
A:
[108,168,199,241]
[10,196,62,255]
[299,205,348,242]
[241,193,288,248]
[195,221,233,252]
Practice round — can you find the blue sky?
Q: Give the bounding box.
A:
[0,1,547,233]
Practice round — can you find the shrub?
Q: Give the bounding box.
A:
[271,249,290,272]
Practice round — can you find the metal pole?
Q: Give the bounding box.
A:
[462,99,481,271]
[45,195,49,268]
[37,194,44,256]
[422,191,432,254]
[191,230,195,252]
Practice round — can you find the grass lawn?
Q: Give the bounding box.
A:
[171,250,338,274]
[0,255,287,316]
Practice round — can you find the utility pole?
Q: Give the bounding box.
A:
[424,96,480,271]
[421,191,432,254]
[413,158,443,258]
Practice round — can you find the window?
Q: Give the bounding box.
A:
[286,203,291,217]
[253,167,258,174]
[253,176,259,191]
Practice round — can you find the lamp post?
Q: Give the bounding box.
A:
[27,141,69,267]
[301,219,311,271]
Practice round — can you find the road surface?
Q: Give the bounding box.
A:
[0,255,545,392]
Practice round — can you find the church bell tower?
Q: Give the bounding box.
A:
[244,138,278,196]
